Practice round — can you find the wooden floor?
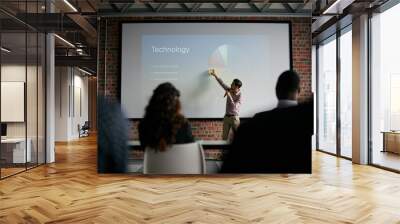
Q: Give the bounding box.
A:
[1,136,400,223]
[1,167,26,178]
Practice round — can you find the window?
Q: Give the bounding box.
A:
[317,25,353,159]
[370,3,400,171]
[317,36,337,154]
[339,28,352,158]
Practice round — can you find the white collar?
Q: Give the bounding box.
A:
[277,100,298,108]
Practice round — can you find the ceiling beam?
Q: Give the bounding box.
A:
[248,3,261,12]
[55,55,96,71]
[0,8,38,31]
[109,2,122,12]
[179,3,190,12]
[213,3,225,11]
[282,3,295,13]
[295,3,307,12]
[246,1,273,12]
[226,3,238,11]
[97,10,311,17]
[96,0,312,16]
[156,3,168,12]
[86,0,97,12]
[265,0,304,2]
[144,3,156,11]
[322,0,356,14]
[121,3,133,12]
[108,0,305,2]
[191,3,202,12]
[261,3,272,11]
[67,14,97,41]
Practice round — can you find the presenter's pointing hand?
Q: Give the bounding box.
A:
[209,68,217,77]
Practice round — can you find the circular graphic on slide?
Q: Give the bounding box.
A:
[208,44,230,70]
[207,44,243,82]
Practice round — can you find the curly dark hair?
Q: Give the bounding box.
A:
[139,82,187,151]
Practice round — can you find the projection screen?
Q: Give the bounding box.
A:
[121,22,292,118]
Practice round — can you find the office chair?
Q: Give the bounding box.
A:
[78,121,90,138]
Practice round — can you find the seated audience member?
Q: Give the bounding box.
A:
[220,70,313,173]
[98,96,128,173]
[275,70,301,108]
[139,82,194,151]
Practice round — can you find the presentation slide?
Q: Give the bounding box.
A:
[121,23,291,118]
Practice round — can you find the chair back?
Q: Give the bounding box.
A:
[144,142,206,174]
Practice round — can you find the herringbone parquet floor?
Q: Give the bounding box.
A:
[1,136,400,223]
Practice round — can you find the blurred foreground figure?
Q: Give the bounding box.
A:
[98,96,128,173]
[221,70,313,173]
[220,101,313,173]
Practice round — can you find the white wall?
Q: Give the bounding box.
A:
[55,66,70,141]
[55,67,89,141]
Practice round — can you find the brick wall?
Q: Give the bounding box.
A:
[98,17,311,140]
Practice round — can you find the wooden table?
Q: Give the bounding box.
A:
[382,131,400,154]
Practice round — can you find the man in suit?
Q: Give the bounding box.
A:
[220,70,313,173]
[275,70,301,109]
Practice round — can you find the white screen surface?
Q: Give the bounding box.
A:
[121,23,291,118]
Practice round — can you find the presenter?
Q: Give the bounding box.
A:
[209,68,242,140]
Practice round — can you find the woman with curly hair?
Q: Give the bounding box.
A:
[139,82,194,151]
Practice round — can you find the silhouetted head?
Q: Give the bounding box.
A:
[139,82,186,151]
[230,79,242,93]
[275,70,300,101]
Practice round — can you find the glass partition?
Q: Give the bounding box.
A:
[0,2,46,179]
[1,31,28,177]
[371,3,400,171]
[339,27,352,158]
[317,35,337,154]
[316,25,354,160]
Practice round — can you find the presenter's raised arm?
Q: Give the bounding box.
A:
[209,68,229,91]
